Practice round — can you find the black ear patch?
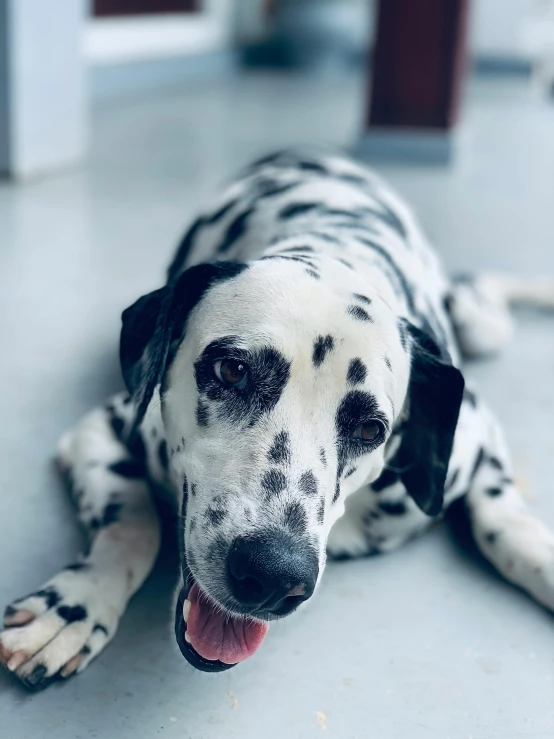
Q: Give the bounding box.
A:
[390,321,464,517]
[120,262,248,429]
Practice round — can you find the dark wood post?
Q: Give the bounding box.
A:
[359,0,470,163]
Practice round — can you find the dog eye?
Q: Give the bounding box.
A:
[214,359,249,389]
[351,421,383,444]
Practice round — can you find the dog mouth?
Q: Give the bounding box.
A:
[175,577,269,672]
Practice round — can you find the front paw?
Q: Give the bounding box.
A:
[0,568,118,690]
[326,513,378,560]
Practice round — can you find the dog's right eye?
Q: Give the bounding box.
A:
[214,359,249,389]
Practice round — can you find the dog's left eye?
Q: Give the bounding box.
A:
[351,421,383,445]
[214,358,249,389]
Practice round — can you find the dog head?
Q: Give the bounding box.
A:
[120,257,464,671]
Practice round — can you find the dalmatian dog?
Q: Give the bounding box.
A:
[2,147,554,690]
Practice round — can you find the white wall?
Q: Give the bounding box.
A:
[470,0,544,59]
[0,0,87,178]
[86,0,238,65]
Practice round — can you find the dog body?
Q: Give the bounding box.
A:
[2,148,554,688]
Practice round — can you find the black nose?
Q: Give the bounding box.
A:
[227,531,319,616]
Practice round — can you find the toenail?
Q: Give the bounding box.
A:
[4,609,36,627]
[7,650,28,672]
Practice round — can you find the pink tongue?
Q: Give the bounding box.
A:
[186,583,269,664]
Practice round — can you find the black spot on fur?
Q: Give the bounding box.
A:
[484,532,498,544]
[282,245,315,254]
[108,412,125,439]
[218,207,255,254]
[128,430,147,464]
[279,202,319,219]
[347,358,367,385]
[337,173,369,187]
[319,448,327,466]
[485,487,503,497]
[35,587,61,610]
[196,400,210,427]
[283,502,308,535]
[384,357,392,370]
[158,440,169,470]
[108,459,144,478]
[305,268,320,279]
[189,517,197,532]
[81,644,92,656]
[372,468,400,492]
[190,483,197,497]
[288,255,318,268]
[4,605,17,618]
[102,502,122,527]
[268,254,318,269]
[488,456,503,471]
[333,482,340,503]
[206,508,226,527]
[309,231,340,244]
[338,258,353,269]
[398,321,408,350]
[313,335,335,367]
[470,447,485,481]
[299,471,318,497]
[268,431,291,465]
[262,469,287,497]
[57,604,87,623]
[378,500,407,516]
[353,293,371,305]
[317,498,325,524]
[93,623,109,636]
[345,467,356,478]
[257,180,299,199]
[320,207,359,220]
[65,563,89,572]
[297,160,328,174]
[361,200,407,239]
[347,305,373,323]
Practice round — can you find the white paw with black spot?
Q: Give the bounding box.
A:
[0,571,117,690]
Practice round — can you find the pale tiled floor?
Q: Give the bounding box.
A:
[1,70,554,738]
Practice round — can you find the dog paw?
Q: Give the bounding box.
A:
[0,568,119,690]
[327,511,378,560]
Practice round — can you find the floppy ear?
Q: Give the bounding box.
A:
[392,321,465,517]
[120,262,247,428]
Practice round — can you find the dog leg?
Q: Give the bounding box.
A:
[446,273,554,358]
[0,399,161,689]
[326,481,433,560]
[462,404,554,611]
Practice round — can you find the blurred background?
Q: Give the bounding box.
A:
[1,2,554,738]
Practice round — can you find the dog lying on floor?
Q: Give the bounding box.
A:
[2,147,554,689]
